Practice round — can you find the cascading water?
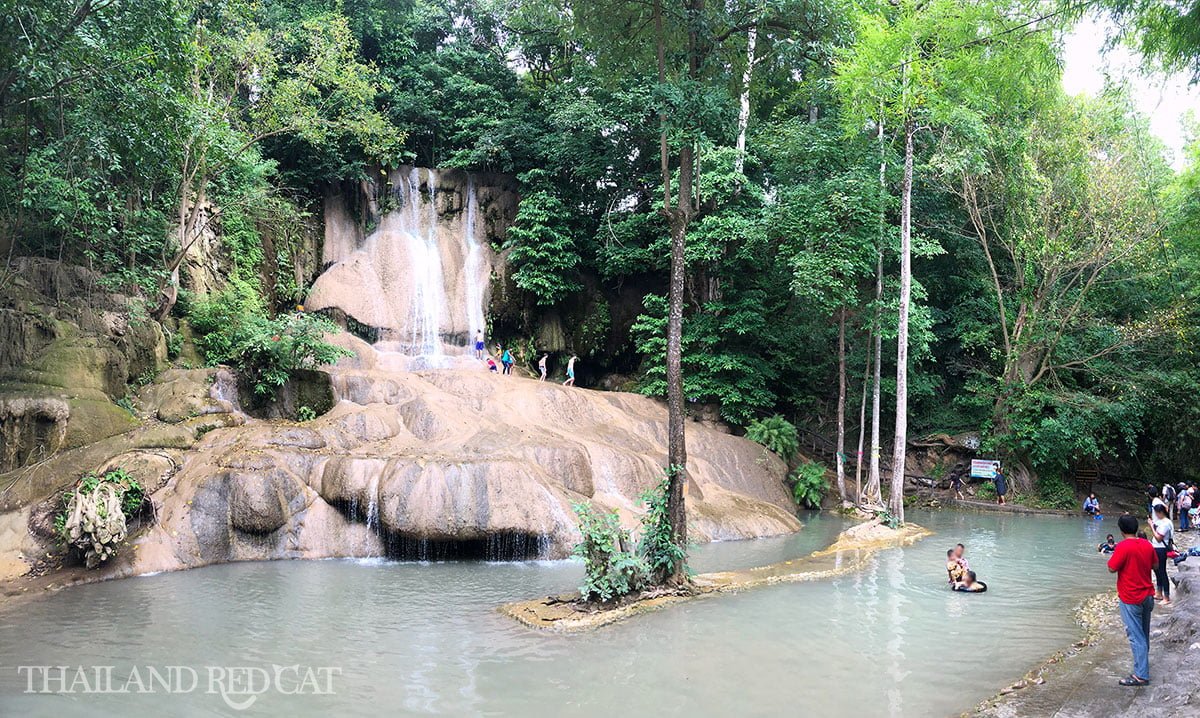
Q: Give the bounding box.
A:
[307,165,510,369]
[401,168,447,359]
[462,176,486,345]
[365,473,380,535]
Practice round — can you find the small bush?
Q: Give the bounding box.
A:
[190,295,350,399]
[746,415,799,461]
[637,470,688,584]
[788,461,828,509]
[975,482,997,500]
[296,405,317,422]
[876,508,901,529]
[1035,474,1075,510]
[56,468,146,568]
[572,502,648,603]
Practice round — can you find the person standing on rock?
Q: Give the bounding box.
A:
[563,355,577,387]
[1162,483,1177,521]
[1108,513,1156,686]
[501,347,514,375]
[474,331,485,360]
[538,353,548,381]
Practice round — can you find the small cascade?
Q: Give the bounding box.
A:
[365,473,380,534]
[462,176,486,345]
[401,168,447,358]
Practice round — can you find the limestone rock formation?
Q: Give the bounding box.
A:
[306,167,517,362]
[0,258,167,473]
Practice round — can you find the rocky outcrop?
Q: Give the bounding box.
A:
[118,335,798,574]
[0,258,168,473]
[0,332,801,582]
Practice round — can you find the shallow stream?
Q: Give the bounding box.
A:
[0,510,1117,717]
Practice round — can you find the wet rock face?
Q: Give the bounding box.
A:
[116,336,800,575]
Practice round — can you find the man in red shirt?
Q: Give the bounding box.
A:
[1107,513,1157,686]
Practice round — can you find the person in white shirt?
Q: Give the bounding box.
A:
[1149,504,1174,605]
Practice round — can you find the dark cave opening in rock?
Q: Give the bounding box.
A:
[380,531,552,561]
[333,500,552,560]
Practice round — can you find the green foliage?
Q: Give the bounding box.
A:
[571,502,648,603]
[745,416,799,462]
[296,405,317,422]
[190,296,350,398]
[875,509,902,530]
[504,171,582,305]
[637,471,688,585]
[1032,474,1076,511]
[788,461,829,509]
[632,293,780,426]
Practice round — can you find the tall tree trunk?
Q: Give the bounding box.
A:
[734,23,757,176]
[656,0,690,584]
[888,114,915,523]
[835,308,847,503]
[855,325,871,503]
[865,113,886,507]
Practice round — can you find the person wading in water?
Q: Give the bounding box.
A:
[1107,513,1156,686]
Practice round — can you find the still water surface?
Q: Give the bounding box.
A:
[0,510,1117,717]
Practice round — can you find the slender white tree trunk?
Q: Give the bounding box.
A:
[865,113,886,508]
[855,326,871,503]
[889,114,915,523]
[734,24,757,176]
[835,309,847,503]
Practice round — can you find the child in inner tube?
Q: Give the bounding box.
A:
[952,570,987,593]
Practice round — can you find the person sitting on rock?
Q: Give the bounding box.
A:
[952,570,987,593]
[486,356,499,373]
[1098,534,1117,554]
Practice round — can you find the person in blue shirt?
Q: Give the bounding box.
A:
[1083,493,1100,516]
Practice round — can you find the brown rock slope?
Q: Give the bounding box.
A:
[115,337,800,575]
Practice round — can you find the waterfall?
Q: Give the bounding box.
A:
[365,472,380,535]
[463,177,485,345]
[307,164,506,368]
[401,168,446,358]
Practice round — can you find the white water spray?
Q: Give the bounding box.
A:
[400,168,447,357]
[463,176,486,344]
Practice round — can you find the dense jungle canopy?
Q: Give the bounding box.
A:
[3,0,1200,503]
